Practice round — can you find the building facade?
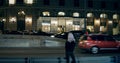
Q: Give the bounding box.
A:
[0,0,120,35]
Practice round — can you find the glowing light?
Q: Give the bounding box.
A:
[113,14,119,19]
[26,17,32,24]
[58,12,65,16]
[18,11,25,15]
[100,13,107,18]
[9,0,16,5]
[2,19,6,22]
[73,12,79,17]
[108,20,112,24]
[43,11,50,16]
[9,17,16,22]
[87,13,94,17]
[24,0,33,4]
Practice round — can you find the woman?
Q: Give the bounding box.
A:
[65,32,76,63]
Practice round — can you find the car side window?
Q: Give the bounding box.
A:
[104,36,115,41]
[91,35,104,41]
[97,36,104,41]
[91,36,97,40]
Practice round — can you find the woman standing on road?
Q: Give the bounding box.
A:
[65,32,76,63]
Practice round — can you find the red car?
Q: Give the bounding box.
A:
[78,34,120,54]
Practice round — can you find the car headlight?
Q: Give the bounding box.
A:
[51,35,55,38]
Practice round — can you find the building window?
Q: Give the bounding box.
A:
[58,12,65,16]
[74,0,79,7]
[18,11,25,15]
[88,0,93,8]
[59,0,65,6]
[9,17,17,23]
[113,14,119,19]
[24,0,33,4]
[9,0,16,5]
[25,16,32,24]
[43,0,50,5]
[73,12,79,17]
[87,13,94,18]
[113,2,119,10]
[43,11,50,16]
[101,1,106,9]
[100,13,107,18]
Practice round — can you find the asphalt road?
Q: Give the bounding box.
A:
[0,47,120,57]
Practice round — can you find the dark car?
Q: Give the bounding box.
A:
[78,34,120,54]
[70,30,85,42]
[51,30,85,41]
[51,32,68,39]
[32,31,53,36]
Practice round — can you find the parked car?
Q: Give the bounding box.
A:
[70,30,85,42]
[78,34,120,54]
[51,30,85,40]
[32,31,53,36]
[51,32,68,39]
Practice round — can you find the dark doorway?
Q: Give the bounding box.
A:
[0,21,4,31]
[17,20,25,31]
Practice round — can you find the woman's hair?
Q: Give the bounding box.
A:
[67,32,75,42]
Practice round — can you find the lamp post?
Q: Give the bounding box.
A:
[84,0,87,32]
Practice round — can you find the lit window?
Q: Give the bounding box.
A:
[24,0,33,4]
[100,13,107,18]
[25,16,32,24]
[113,14,119,19]
[58,12,65,16]
[43,11,50,16]
[2,19,6,22]
[87,13,94,17]
[9,17,16,22]
[18,11,25,15]
[108,20,112,24]
[9,0,16,5]
[73,12,79,17]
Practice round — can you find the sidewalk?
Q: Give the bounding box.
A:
[0,56,114,63]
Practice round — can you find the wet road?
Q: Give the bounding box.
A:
[0,35,119,63]
[0,46,120,57]
[0,35,120,57]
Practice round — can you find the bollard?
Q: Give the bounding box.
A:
[25,58,28,63]
[25,57,31,63]
[58,57,61,63]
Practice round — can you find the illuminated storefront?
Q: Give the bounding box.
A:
[37,17,84,33]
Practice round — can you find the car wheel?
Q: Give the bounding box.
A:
[90,46,99,54]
